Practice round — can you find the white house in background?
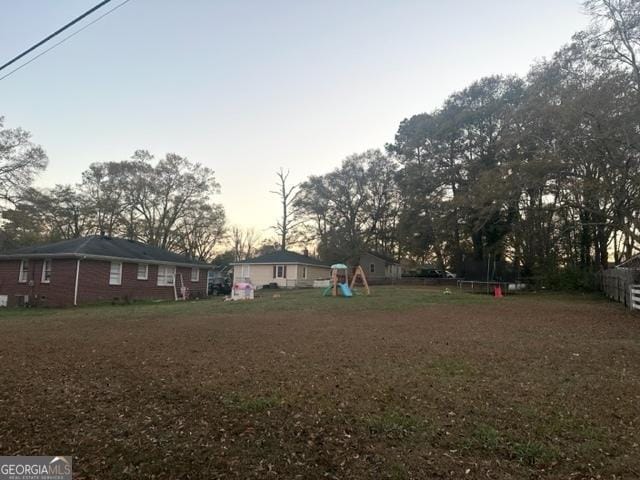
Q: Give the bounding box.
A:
[231,250,331,288]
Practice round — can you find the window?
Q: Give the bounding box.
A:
[191,267,199,282]
[157,265,176,286]
[273,265,287,278]
[301,266,307,279]
[41,259,52,283]
[370,263,375,273]
[19,260,29,283]
[137,264,148,280]
[109,262,122,285]
[238,265,250,280]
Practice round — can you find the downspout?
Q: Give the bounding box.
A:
[73,258,81,306]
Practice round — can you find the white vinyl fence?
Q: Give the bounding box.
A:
[631,285,640,311]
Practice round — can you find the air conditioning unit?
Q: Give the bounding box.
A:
[15,295,29,307]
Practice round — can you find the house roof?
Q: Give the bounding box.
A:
[0,235,210,267]
[617,254,640,269]
[232,250,330,267]
[362,251,400,265]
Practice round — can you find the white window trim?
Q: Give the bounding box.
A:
[236,265,251,282]
[19,259,29,283]
[109,262,123,286]
[276,265,285,278]
[41,259,52,283]
[157,265,176,287]
[191,267,199,282]
[302,266,308,279]
[137,264,149,280]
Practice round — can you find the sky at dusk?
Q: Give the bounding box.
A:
[0,0,589,237]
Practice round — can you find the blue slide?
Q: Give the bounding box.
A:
[338,283,353,297]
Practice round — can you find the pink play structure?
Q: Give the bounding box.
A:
[231,281,255,300]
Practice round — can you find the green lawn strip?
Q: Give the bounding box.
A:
[464,422,561,467]
[428,358,475,378]
[461,405,609,470]
[221,392,281,413]
[0,286,493,321]
[363,409,427,438]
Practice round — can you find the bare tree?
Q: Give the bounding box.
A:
[177,203,226,261]
[271,168,303,251]
[0,117,48,208]
[123,151,220,249]
[230,226,259,261]
[80,161,131,236]
[584,0,640,92]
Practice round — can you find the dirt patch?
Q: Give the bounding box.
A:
[0,290,639,479]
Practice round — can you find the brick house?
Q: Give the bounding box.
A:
[0,235,210,307]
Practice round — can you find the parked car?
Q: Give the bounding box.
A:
[208,277,231,296]
[410,268,457,278]
[402,267,457,278]
[415,268,443,278]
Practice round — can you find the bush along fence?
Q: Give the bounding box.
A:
[599,268,640,310]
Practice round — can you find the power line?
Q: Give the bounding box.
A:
[0,0,113,73]
[0,0,133,82]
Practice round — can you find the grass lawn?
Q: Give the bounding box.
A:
[0,286,639,479]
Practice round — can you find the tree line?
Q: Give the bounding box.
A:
[0,144,226,259]
[1,0,638,284]
[281,0,639,284]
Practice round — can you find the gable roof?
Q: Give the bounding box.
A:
[0,235,209,267]
[232,250,329,267]
[361,251,400,265]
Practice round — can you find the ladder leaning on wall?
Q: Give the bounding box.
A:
[173,273,188,301]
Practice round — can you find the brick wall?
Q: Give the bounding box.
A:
[0,258,209,307]
[0,258,76,307]
[77,260,209,304]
